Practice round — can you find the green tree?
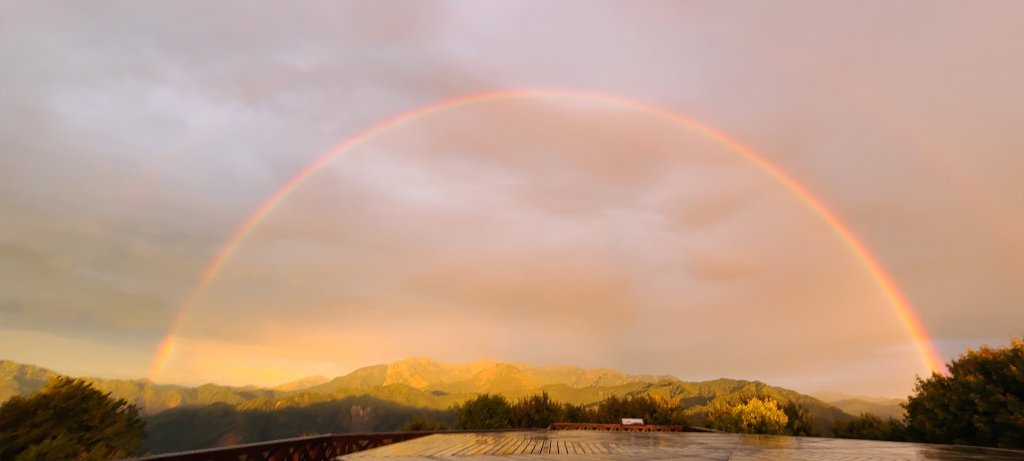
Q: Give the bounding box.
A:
[453,394,512,429]
[904,336,1024,448]
[400,415,451,432]
[561,402,591,423]
[0,377,147,461]
[592,394,685,425]
[510,392,562,428]
[781,400,814,436]
[833,413,906,441]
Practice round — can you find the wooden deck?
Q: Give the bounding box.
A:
[341,430,1024,460]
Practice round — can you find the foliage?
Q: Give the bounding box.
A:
[3,359,871,452]
[1,359,853,435]
[706,396,789,434]
[0,377,147,461]
[733,397,788,434]
[561,402,590,423]
[453,394,513,429]
[142,396,454,454]
[454,392,688,430]
[904,336,1024,448]
[592,394,686,425]
[400,415,451,431]
[510,392,562,428]
[833,413,906,441]
[781,400,814,436]
[643,380,845,435]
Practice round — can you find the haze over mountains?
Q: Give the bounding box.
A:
[811,391,906,419]
[1,357,902,416]
[2,357,675,413]
[2,357,913,453]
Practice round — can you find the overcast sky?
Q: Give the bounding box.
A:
[1,1,1022,397]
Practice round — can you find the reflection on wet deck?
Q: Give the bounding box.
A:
[341,430,1024,460]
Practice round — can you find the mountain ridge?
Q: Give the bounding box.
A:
[272,375,329,392]
[811,391,905,419]
[0,357,855,431]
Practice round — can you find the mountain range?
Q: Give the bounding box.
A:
[1,357,680,415]
[811,391,906,419]
[1,357,904,453]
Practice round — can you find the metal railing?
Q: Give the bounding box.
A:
[549,422,687,432]
[127,431,435,461]
[128,424,695,460]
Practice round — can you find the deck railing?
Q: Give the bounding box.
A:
[549,422,687,432]
[127,431,436,461]
[128,425,694,460]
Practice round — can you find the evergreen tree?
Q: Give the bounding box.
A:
[0,377,147,461]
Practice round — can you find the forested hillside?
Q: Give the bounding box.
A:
[2,358,854,454]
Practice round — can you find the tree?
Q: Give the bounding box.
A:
[833,413,905,441]
[453,394,512,429]
[904,336,1024,448]
[592,394,686,426]
[400,415,451,432]
[510,392,561,428]
[561,402,590,423]
[732,397,788,434]
[781,400,814,436]
[0,377,147,461]
[706,396,788,434]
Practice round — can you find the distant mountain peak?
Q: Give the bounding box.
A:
[811,391,903,404]
[1,357,860,435]
[273,375,329,392]
[811,391,906,419]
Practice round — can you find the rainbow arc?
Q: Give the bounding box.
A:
[148,89,946,382]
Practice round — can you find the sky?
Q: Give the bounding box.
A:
[1,1,1022,398]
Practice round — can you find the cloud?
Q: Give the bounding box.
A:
[1,1,1022,396]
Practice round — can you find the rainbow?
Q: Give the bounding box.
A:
[148,88,947,381]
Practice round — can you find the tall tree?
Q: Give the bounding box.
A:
[904,336,1024,448]
[453,394,512,429]
[510,392,561,428]
[0,377,147,461]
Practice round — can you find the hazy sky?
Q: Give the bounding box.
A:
[1,1,1022,397]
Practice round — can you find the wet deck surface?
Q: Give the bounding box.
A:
[341,430,1024,460]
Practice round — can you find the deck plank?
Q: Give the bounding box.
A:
[522,437,537,455]
[342,430,1024,460]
